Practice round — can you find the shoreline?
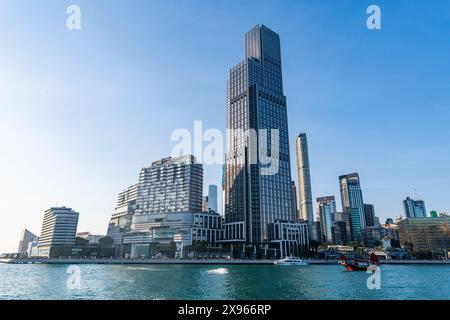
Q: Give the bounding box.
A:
[1,258,449,265]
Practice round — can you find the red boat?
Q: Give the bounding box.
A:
[339,253,380,272]
[340,260,371,271]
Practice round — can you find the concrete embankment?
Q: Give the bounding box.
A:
[1,258,449,265]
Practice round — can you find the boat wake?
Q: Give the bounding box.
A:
[206,268,229,275]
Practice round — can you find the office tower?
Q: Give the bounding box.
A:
[364,204,376,227]
[339,173,366,242]
[386,218,394,225]
[335,211,352,243]
[208,185,218,213]
[37,207,79,257]
[136,155,203,215]
[331,221,348,245]
[311,221,323,243]
[430,210,438,218]
[290,181,299,222]
[223,25,308,255]
[403,197,427,218]
[202,196,209,212]
[374,216,381,227]
[107,184,138,246]
[17,229,38,254]
[317,196,336,243]
[295,133,314,225]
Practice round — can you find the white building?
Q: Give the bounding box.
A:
[37,207,79,257]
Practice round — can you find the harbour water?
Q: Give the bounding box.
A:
[0,263,449,300]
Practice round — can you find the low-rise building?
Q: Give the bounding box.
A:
[398,217,450,250]
[122,211,223,258]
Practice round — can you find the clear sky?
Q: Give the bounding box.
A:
[1,0,449,253]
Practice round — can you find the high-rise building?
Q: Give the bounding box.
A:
[364,204,376,227]
[202,196,209,212]
[208,185,218,213]
[136,155,203,215]
[223,25,308,256]
[107,184,139,247]
[430,210,438,218]
[17,229,38,255]
[331,221,348,245]
[316,196,336,243]
[310,221,322,243]
[403,197,427,218]
[295,133,314,226]
[339,173,366,242]
[37,207,79,257]
[116,155,222,258]
[290,181,299,222]
[335,211,352,242]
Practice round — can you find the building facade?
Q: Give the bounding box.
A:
[207,185,218,213]
[117,155,222,258]
[37,207,79,257]
[316,196,336,243]
[339,173,366,242]
[403,197,427,218]
[136,155,203,215]
[331,221,348,245]
[107,184,138,247]
[398,217,450,250]
[364,204,376,227]
[335,211,352,243]
[295,133,314,226]
[126,211,223,258]
[223,25,308,255]
[290,181,299,222]
[17,229,38,255]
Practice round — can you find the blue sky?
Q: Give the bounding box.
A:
[1,0,449,252]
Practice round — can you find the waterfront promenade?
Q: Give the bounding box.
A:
[1,258,449,265]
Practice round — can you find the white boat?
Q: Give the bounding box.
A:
[274,257,309,266]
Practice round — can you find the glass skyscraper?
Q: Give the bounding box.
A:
[339,173,366,242]
[317,196,336,243]
[223,25,297,247]
[403,197,427,218]
[207,185,218,213]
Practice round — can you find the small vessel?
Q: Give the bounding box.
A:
[340,260,372,271]
[274,257,309,266]
[339,252,380,271]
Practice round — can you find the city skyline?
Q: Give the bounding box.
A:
[1,1,450,253]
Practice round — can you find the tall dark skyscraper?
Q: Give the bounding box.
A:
[339,173,366,242]
[223,25,307,255]
[364,203,376,227]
